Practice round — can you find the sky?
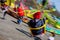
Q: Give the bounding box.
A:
[37,0,60,12]
[49,0,60,12]
[23,0,60,12]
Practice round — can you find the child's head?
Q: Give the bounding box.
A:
[33,12,42,19]
[50,32,55,37]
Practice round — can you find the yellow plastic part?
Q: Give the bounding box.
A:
[56,25,60,29]
[5,0,10,6]
[10,3,15,8]
[30,24,46,30]
[24,10,31,16]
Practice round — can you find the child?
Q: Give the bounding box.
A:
[48,32,55,40]
[28,12,46,39]
[2,4,8,19]
[17,6,24,24]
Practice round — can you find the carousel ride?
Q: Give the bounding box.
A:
[1,0,60,34]
[20,0,60,34]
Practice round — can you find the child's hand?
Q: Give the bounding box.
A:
[22,18,29,23]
